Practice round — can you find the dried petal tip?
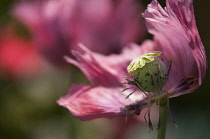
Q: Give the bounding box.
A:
[127,51,167,93]
[127,51,161,73]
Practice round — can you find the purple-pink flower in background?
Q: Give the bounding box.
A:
[13,0,145,66]
[57,0,206,121]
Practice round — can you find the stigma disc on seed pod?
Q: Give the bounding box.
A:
[127,51,168,93]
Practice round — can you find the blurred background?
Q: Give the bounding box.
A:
[0,0,209,139]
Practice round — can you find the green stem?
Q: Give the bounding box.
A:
[157,96,168,139]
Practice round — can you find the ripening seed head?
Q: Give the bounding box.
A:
[127,51,167,93]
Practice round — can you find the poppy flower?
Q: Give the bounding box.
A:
[58,0,206,121]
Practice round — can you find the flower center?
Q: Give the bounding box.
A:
[123,52,175,131]
[127,51,167,94]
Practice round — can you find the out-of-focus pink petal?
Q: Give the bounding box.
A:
[143,0,206,96]
[13,1,74,66]
[57,84,147,121]
[70,0,145,54]
[13,0,145,66]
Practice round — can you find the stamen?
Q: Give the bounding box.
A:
[125,76,132,82]
[121,88,131,92]
[149,70,154,85]
[135,108,141,115]
[148,107,153,132]
[134,79,147,92]
[174,76,198,93]
[124,98,153,111]
[125,88,137,99]
[145,99,154,132]
[141,91,150,98]
[188,77,198,88]
[167,57,173,76]
[167,99,178,129]
[124,104,141,115]
[144,109,148,124]
[122,76,136,85]
[157,64,161,84]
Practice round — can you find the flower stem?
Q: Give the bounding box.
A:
[157,96,168,139]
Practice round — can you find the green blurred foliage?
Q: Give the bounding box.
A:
[0,0,14,26]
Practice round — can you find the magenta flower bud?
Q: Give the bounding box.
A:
[127,52,167,93]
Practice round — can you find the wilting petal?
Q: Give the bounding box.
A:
[58,41,158,120]
[66,41,156,87]
[166,0,206,84]
[57,84,147,121]
[58,0,206,122]
[143,0,206,96]
[96,40,156,81]
[59,41,158,121]
[65,44,122,87]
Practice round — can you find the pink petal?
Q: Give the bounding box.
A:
[57,84,147,121]
[65,41,156,87]
[65,44,122,87]
[69,0,145,55]
[59,42,158,120]
[143,0,206,96]
[166,0,206,84]
[13,1,73,66]
[12,0,145,66]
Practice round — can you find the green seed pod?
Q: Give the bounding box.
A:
[127,52,167,93]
